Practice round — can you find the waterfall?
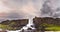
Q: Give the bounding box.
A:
[27,18,34,27]
[22,17,35,29]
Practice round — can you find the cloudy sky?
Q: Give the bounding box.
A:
[0,0,60,21]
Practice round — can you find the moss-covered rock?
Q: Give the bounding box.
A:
[0,19,28,30]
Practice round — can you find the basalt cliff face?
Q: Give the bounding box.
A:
[33,17,60,31]
[33,17,60,25]
[0,19,28,30]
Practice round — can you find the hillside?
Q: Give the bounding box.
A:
[33,17,60,31]
[0,19,28,30]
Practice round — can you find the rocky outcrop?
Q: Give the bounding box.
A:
[33,17,60,26]
[33,17,60,31]
[0,19,28,30]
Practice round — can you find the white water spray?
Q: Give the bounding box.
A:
[27,18,34,27]
[22,16,35,30]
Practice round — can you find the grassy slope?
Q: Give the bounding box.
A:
[44,24,60,31]
[0,24,14,30]
[46,26,60,31]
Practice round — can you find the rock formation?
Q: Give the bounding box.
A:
[0,19,28,30]
[33,17,60,31]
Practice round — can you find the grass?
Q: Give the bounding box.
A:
[1,23,60,31]
[46,26,60,31]
[39,23,60,31]
[0,21,20,30]
[0,24,14,30]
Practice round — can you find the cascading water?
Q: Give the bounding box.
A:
[21,17,35,30]
[0,0,60,32]
[27,18,34,27]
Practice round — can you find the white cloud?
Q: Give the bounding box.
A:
[0,0,11,13]
[0,0,60,19]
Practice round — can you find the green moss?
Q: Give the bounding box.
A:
[45,26,60,31]
[0,24,15,30]
[37,23,60,31]
[0,24,8,29]
[41,23,60,31]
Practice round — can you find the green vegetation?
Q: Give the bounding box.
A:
[37,23,60,31]
[42,23,60,31]
[46,26,60,31]
[45,24,60,31]
[0,19,28,31]
[0,24,13,30]
[0,21,20,30]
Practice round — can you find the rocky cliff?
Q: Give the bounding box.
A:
[33,17,60,31]
[0,19,28,30]
[33,17,60,25]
